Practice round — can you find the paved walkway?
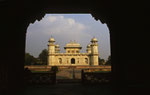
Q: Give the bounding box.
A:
[22,83,113,95]
[56,69,81,79]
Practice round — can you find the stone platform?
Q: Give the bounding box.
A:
[24,65,111,71]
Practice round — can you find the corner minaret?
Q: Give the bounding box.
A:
[86,44,91,54]
[55,44,60,53]
[48,37,55,65]
[90,37,99,65]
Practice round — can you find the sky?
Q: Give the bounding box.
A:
[26,14,110,60]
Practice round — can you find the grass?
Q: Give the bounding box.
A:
[93,71,111,73]
[31,71,50,73]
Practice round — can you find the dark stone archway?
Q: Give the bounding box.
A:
[0,1,149,95]
[71,58,75,64]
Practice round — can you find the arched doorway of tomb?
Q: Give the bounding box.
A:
[58,58,62,64]
[71,58,75,64]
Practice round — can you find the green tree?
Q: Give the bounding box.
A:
[98,57,105,65]
[38,49,48,65]
[105,55,111,65]
[50,66,59,73]
[25,53,37,65]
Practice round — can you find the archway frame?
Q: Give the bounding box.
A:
[24,6,113,86]
[0,2,114,93]
[1,1,148,95]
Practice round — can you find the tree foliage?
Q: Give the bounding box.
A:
[50,66,59,73]
[38,49,48,65]
[105,55,111,65]
[24,53,37,65]
[98,57,105,65]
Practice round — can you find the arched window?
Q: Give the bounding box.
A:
[72,50,74,53]
[71,58,75,64]
[68,50,70,53]
[85,58,88,64]
[58,58,62,64]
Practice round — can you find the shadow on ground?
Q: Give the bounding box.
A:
[21,83,113,95]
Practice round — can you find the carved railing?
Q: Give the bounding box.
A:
[81,69,112,84]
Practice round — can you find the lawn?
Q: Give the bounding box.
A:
[31,70,50,73]
[93,71,111,73]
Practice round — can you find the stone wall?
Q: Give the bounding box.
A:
[24,65,111,71]
[48,53,92,66]
[52,55,90,66]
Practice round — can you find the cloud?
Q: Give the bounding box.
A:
[44,15,86,34]
[48,16,57,22]
[29,15,93,43]
[29,15,87,34]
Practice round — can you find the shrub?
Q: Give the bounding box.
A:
[50,66,59,73]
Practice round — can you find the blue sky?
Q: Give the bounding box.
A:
[26,14,110,60]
